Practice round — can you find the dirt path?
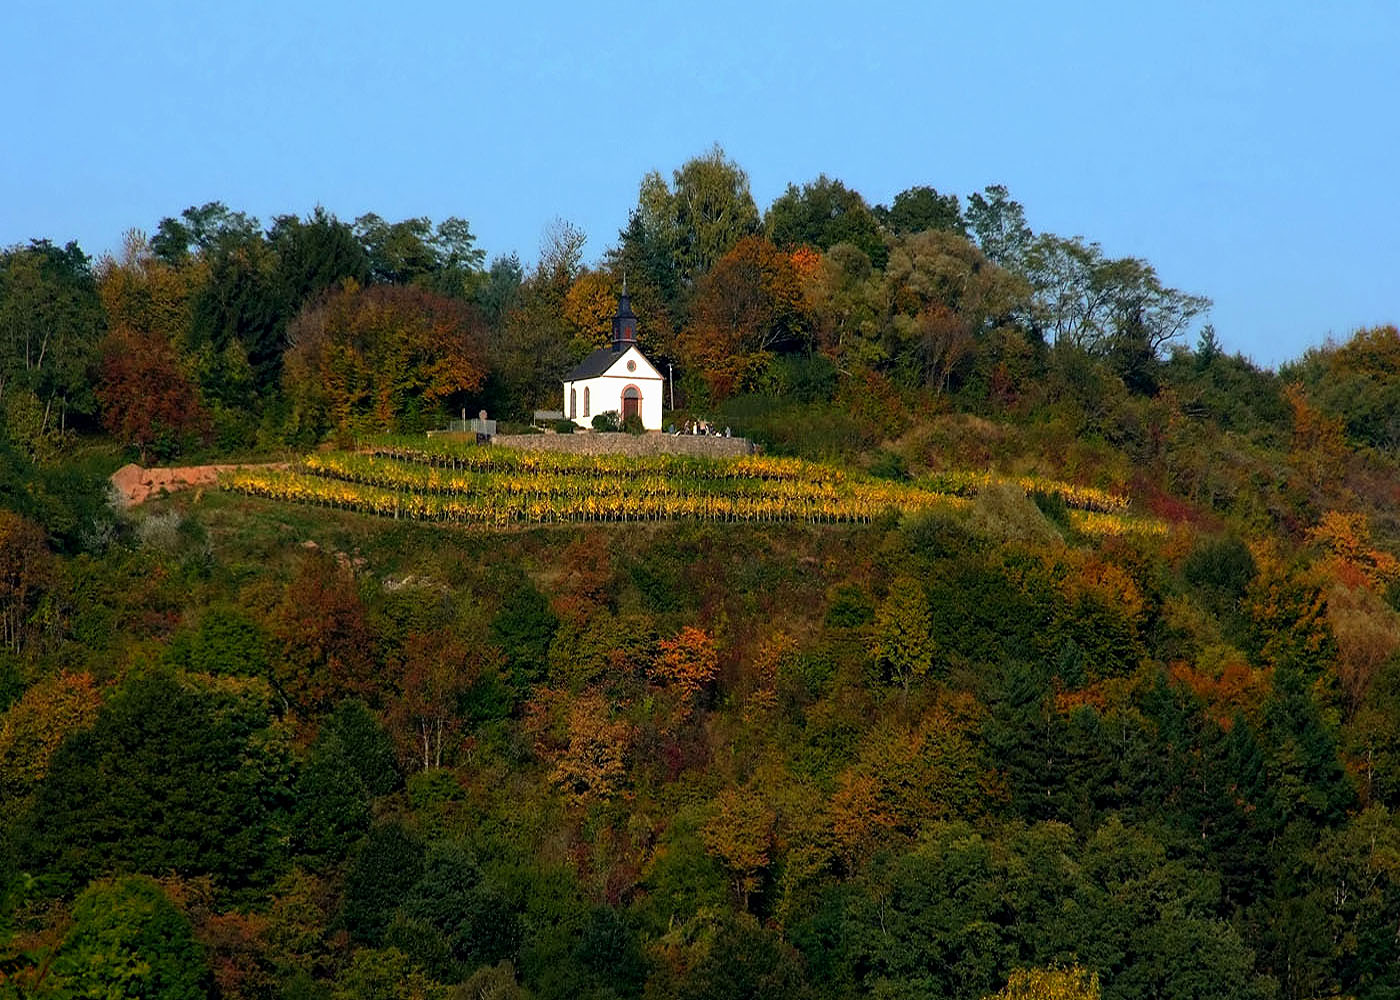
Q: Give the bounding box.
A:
[110,462,287,507]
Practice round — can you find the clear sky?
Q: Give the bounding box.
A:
[4,1,1396,367]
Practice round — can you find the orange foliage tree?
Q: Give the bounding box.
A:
[387,630,479,771]
[284,282,487,436]
[1326,583,1400,714]
[1310,510,1400,590]
[534,690,633,804]
[562,270,618,351]
[677,235,809,399]
[835,695,988,838]
[1284,382,1348,489]
[96,230,206,348]
[827,771,897,867]
[652,626,720,700]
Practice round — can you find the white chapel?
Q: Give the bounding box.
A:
[561,285,664,430]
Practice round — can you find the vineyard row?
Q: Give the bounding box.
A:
[223,468,968,526]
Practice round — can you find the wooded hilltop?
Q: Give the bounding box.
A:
[2,146,1400,1000]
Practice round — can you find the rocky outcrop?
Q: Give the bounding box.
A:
[110,463,287,506]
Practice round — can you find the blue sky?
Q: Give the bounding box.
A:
[4,1,1396,367]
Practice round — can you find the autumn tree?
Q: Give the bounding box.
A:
[96,230,207,354]
[1285,324,1400,450]
[678,236,809,398]
[702,784,778,909]
[537,690,632,804]
[1310,509,1400,590]
[0,511,54,656]
[652,626,720,700]
[268,552,380,714]
[0,671,101,817]
[563,269,620,352]
[386,630,476,771]
[283,282,487,438]
[827,771,896,868]
[97,326,209,463]
[983,965,1101,1000]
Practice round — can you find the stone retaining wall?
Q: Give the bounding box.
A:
[492,432,754,457]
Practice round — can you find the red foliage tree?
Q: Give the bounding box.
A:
[269,552,379,715]
[97,327,209,463]
[0,511,54,656]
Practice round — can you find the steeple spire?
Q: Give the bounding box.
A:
[612,280,637,352]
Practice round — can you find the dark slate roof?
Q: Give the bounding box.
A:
[563,348,619,381]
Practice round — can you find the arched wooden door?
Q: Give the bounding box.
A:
[622,385,641,421]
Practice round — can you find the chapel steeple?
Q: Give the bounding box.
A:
[611,277,638,352]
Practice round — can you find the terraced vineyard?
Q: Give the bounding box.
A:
[220,439,1162,533]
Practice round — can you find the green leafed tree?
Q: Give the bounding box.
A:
[965,184,1032,269]
[879,185,966,238]
[150,202,261,265]
[46,876,212,999]
[353,213,486,296]
[765,175,886,266]
[269,206,371,308]
[0,240,106,439]
[15,672,291,892]
[634,144,760,292]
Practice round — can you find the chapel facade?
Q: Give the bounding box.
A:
[561,285,664,430]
